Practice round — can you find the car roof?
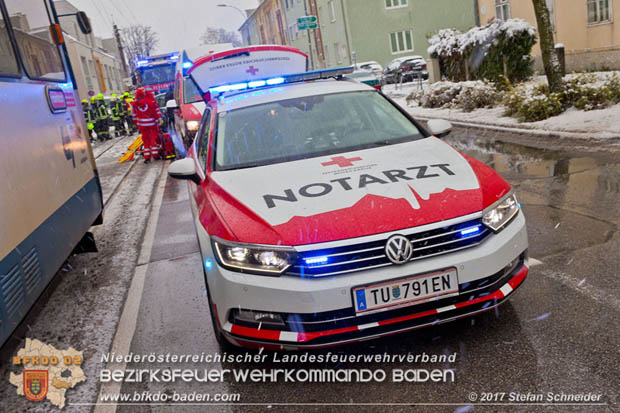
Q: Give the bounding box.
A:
[215,79,372,112]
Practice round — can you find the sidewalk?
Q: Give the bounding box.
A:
[384,82,620,141]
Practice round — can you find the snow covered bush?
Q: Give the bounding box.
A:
[407,81,500,112]
[428,19,536,83]
[502,84,562,122]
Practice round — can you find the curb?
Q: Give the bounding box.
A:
[413,115,620,150]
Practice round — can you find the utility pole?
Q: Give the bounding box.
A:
[303,0,315,70]
[113,23,129,77]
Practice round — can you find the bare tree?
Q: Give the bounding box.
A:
[532,0,563,92]
[199,27,242,47]
[121,25,159,69]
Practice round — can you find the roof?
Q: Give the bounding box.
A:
[216,79,373,112]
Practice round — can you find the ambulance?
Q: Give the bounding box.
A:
[171,44,233,147]
[168,46,529,349]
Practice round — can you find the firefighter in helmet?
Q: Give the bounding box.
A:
[81,99,97,142]
[110,94,127,137]
[95,93,110,141]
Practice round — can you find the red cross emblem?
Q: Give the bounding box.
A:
[321,156,363,168]
[246,66,259,75]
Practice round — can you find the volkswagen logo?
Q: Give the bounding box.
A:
[385,235,413,265]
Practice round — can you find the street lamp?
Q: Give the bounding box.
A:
[217,4,247,19]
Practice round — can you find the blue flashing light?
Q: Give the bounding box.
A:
[59,82,73,89]
[170,55,179,60]
[182,61,192,69]
[304,256,328,265]
[136,59,149,67]
[266,77,285,85]
[229,82,248,91]
[460,226,481,237]
[204,259,213,270]
[248,80,266,88]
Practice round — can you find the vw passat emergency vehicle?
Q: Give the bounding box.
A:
[168,46,529,350]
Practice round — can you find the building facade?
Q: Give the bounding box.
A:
[55,0,126,98]
[477,0,620,71]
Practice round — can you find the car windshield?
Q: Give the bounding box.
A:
[139,65,175,85]
[183,77,202,104]
[215,90,424,170]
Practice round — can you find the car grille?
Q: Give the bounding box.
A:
[287,218,490,278]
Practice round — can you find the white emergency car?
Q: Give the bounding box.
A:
[168,46,529,350]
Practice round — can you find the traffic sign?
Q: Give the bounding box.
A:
[297,16,317,24]
[298,22,318,30]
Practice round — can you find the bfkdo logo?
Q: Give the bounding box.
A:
[24,370,49,402]
[9,338,86,409]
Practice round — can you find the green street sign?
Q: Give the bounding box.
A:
[298,22,318,30]
[297,15,317,24]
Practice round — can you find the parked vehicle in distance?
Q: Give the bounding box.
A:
[383,55,428,83]
[344,69,382,90]
[354,61,383,77]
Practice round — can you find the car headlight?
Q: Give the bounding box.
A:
[482,193,520,232]
[185,120,199,131]
[212,237,297,276]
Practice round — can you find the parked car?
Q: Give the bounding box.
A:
[344,69,381,90]
[383,55,428,83]
[354,61,383,77]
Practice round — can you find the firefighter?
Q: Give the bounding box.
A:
[82,99,97,142]
[123,92,137,134]
[110,94,126,137]
[95,93,111,141]
[131,88,162,163]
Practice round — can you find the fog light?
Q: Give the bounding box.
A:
[234,310,285,326]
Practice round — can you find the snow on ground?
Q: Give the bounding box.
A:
[385,72,620,139]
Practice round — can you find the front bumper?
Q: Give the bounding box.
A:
[198,211,528,349]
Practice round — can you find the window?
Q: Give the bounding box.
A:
[5,0,65,81]
[214,91,423,170]
[334,42,342,63]
[196,109,212,171]
[587,0,611,24]
[386,0,408,9]
[389,29,413,54]
[81,56,92,89]
[495,0,510,22]
[0,11,20,76]
[329,0,336,22]
[546,0,556,31]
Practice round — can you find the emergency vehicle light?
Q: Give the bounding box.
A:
[182,62,193,69]
[304,256,328,265]
[136,60,149,67]
[460,226,481,237]
[207,67,354,96]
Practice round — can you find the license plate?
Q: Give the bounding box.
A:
[353,268,458,313]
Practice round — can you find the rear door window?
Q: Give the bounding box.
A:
[5,0,66,81]
[0,8,20,76]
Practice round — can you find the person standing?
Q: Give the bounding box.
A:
[95,93,111,141]
[123,92,137,134]
[82,99,97,142]
[110,94,126,137]
[131,88,162,163]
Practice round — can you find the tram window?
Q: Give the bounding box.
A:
[0,10,19,76]
[5,0,66,81]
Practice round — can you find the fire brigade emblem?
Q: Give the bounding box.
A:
[392,285,401,299]
[23,370,48,402]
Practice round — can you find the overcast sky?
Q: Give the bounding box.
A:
[67,0,258,54]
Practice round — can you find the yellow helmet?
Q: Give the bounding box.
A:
[90,96,96,102]
[111,93,117,97]
[81,99,88,104]
[96,93,104,100]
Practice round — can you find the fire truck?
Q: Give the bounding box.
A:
[134,52,178,93]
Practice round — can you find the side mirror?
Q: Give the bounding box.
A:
[427,119,452,138]
[166,99,179,109]
[168,158,200,184]
[76,11,92,35]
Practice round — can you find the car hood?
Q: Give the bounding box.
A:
[208,137,510,246]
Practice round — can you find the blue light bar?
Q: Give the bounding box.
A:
[207,67,354,97]
[136,60,148,67]
[204,259,213,270]
[266,77,285,85]
[304,256,328,265]
[182,61,192,69]
[460,226,481,237]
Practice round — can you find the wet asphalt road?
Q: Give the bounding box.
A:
[1,127,619,412]
[114,128,619,412]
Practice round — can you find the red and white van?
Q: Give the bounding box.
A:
[168,46,528,350]
[171,44,232,147]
